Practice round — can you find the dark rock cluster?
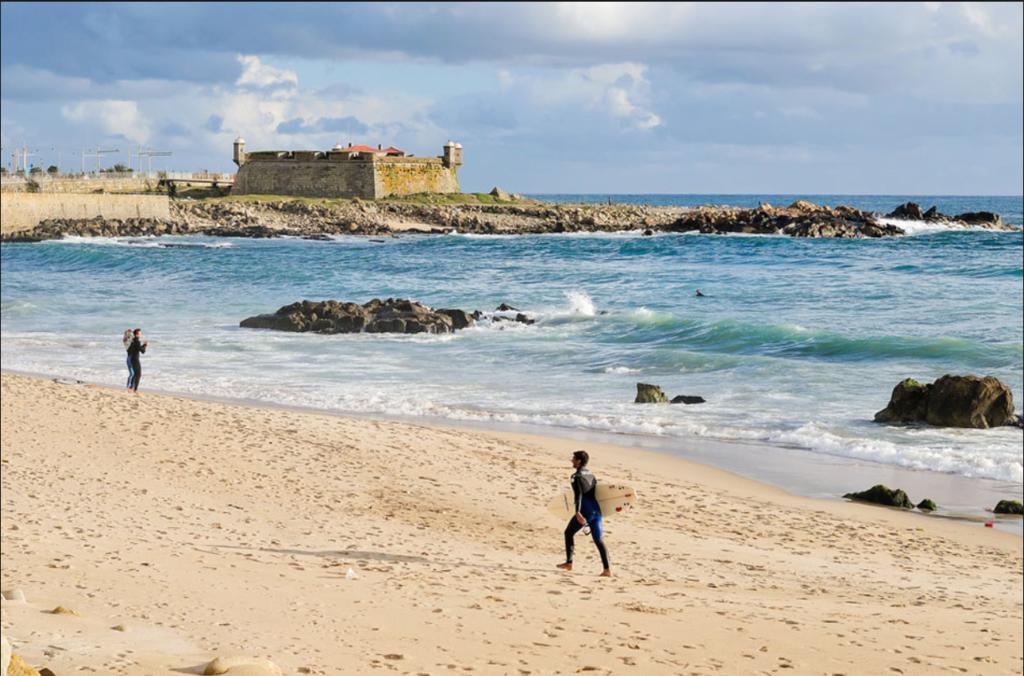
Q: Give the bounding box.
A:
[240,299,535,335]
[1,217,184,242]
[665,200,905,238]
[885,202,1004,228]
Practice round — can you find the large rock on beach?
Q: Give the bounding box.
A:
[874,375,1015,429]
[993,500,1023,515]
[241,298,467,335]
[843,484,914,509]
[635,383,669,404]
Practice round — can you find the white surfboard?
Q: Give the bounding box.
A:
[546,483,638,519]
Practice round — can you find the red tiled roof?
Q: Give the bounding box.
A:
[336,144,405,154]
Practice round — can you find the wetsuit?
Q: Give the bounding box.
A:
[127,337,146,391]
[564,466,610,569]
[126,350,134,388]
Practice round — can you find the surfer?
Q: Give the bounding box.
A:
[695,289,705,297]
[126,328,148,393]
[557,450,612,577]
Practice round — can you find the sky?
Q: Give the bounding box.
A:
[1,2,1022,194]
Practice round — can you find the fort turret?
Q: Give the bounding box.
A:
[442,140,463,169]
[233,137,246,167]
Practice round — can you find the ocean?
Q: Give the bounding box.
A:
[2,194,1022,504]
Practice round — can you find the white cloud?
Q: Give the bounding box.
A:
[61,99,151,143]
[509,62,663,131]
[236,55,299,89]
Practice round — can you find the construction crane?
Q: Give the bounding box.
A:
[137,147,173,174]
[81,145,119,173]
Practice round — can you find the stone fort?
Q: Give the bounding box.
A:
[231,138,462,199]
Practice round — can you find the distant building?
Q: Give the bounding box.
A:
[231,138,463,199]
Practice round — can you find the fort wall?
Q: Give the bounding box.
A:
[232,160,377,198]
[0,193,170,234]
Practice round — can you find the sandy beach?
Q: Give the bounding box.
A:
[0,372,1020,675]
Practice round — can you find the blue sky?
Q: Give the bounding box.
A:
[1,2,1021,194]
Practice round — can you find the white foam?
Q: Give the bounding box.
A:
[877,217,991,236]
[48,236,234,249]
[564,290,596,316]
[602,366,640,374]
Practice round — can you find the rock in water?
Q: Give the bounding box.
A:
[670,395,706,405]
[843,484,914,509]
[635,383,668,404]
[916,499,937,511]
[886,202,924,220]
[993,500,1023,515]
[954,211,1003,227]
[437,309,474,330]
[874,375,1015,429]
[925,375,1015,429]
[874,378,929,423]
[241,298,473,335]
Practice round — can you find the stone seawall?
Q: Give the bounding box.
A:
[0,176,159,194]
[0,193,171,234]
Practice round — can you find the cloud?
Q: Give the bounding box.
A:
[276,116,369,135]
[61,99,151,144]
[236,55,298,89]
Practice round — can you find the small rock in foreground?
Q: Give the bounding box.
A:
[993,500,1023,515]
[916,499,937,511]
[843,484,914,509]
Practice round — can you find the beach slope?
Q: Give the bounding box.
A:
[1,372,1021,674]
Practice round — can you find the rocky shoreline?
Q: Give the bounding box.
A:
[1,197,1015,242]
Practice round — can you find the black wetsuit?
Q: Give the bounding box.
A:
[127,336,146,391]
[564,466,610,569]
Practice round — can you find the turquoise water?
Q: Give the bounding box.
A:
[2,195,1022,487]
